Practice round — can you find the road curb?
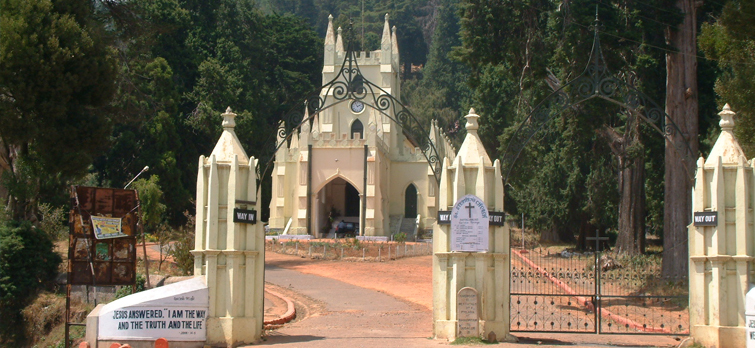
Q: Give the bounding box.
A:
[263,289,296,326]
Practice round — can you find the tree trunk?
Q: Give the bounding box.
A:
[663,0,698,279]
[598,123,646,255]
[615,155,646,254]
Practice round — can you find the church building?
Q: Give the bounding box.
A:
[267,14,458,237]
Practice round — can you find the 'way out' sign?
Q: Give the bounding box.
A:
[233,208,257,224]
[693,211,717,226]
[451,195,489,252]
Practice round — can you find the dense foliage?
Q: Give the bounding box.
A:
[0,220,61,344]
[0,0,747,324]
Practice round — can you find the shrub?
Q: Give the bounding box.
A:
[0,220,62,344]
[169,211,196,276]
[394,232,407,244]
[114,273,146,299]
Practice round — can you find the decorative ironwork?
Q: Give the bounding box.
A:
[500,17,696,184]
[256,26,442,190]
[510,234,689,335]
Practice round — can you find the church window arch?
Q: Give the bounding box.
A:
[351,119,364,139]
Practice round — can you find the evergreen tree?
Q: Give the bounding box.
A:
[0,0,118,221]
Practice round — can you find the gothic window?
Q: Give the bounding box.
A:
[351,119,364,139]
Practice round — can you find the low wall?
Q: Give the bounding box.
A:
[86,305,204,348]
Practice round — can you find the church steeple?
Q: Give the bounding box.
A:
[381,14,391,50]
[324,14,335,66]
[336,27,344,54]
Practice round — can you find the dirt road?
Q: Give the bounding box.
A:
[259,251,684,347]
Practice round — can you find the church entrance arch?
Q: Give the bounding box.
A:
[314,176,361,238]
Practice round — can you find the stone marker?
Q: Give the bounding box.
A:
[457,287,479,337]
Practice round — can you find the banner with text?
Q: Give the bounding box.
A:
[91,216,125,239]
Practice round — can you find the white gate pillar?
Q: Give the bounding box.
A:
[689,104,755,348]
[192,107,264,346]
[432,109,512,341]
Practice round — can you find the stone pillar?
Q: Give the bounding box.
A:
[689,104,754,348]
[193,107,265,346]
[433,109,511,341]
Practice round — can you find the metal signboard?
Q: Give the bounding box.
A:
[439,210,505,226]
[232,208,257,224]
[693,212,718,227]
[68,186,139,286]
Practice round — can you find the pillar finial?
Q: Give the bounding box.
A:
[222,107,236,129]
[465,108,480,132]
[719,103,735,132]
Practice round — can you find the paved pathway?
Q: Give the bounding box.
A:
[259,263,444,347]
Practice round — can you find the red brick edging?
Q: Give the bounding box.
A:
[263,289,296,326]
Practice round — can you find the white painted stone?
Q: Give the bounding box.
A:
[98,277,208,341]
[457,287,479,337]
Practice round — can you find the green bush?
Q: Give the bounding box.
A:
[394,232,407,244]
[114,273,146,299]
[0,220,62,344]
[169,212,196,276]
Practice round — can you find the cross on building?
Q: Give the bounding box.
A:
[466,202,474,218]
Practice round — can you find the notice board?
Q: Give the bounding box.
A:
[68,186,139,286]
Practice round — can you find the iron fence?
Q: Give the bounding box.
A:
[510,242,688,335]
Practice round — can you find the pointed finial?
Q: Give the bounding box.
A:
[465,108,480,132]
[382,14,392,47]
[391,26,399,55]
[336,27,344,52]
[222,107,236,129]
[325,14,335,45]
[719,103,735,131]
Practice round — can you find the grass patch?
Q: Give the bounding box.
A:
[451,337,497,345]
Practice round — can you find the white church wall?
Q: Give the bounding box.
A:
[310,148,366,193]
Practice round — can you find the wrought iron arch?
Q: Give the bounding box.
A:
[500,20,696,184]
[255,29,443,192]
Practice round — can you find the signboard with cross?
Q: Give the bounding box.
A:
[451,195,489,252]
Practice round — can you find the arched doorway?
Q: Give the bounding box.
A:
[404,184,417,218]
[315,177,360,237]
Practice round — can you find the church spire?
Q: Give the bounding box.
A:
[336,27,344,53]
[391,25,399,68]
[381,14,391,50]
[324,14,335,66]
[325,14,335,46]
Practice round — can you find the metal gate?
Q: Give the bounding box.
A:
[509,235,689,335]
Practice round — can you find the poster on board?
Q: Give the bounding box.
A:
[92,216,125,239]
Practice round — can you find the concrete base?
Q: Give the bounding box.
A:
[434,319,458,341]
[691,324,746,348]
[206,317,260,346]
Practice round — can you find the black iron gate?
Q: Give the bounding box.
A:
[509,234,689,335]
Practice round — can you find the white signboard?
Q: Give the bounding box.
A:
[99,277,208,341]
[451,195,489,252]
